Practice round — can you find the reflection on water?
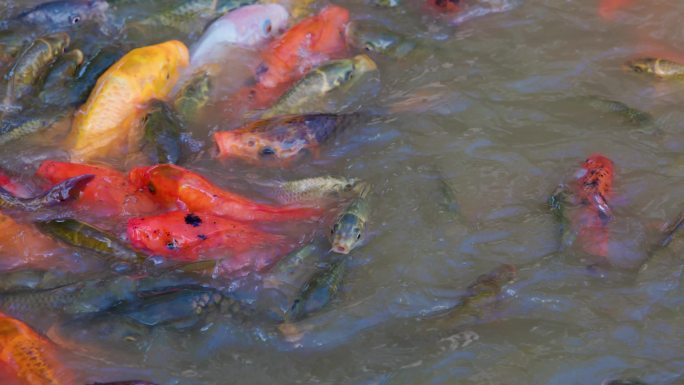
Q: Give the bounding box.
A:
[1,0,684,384]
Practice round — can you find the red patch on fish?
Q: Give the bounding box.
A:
[256,5,350,89]
[427,0,461,13]
[36,161,159,218]
[572,154,615,258]
[127,210,286,271]
[129,164,323,222]
[598,0,633,20]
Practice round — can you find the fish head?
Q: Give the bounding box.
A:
[215,130,300,162]
[251,4,290,41]
[626,58,658,74]
[330,213,364,254]
[17,0,110,30]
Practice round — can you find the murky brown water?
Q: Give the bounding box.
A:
[2,0,684,384]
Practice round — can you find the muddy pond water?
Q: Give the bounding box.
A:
[2,0,684,384]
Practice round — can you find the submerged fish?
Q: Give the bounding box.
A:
[0,174,92,212]
[583,96,652,126]
[0,269,77,292]
[173,69,212,123]
[190,4,289,66]
[214,113,358,163]
[428,0,462,13]
[36,218,146,265]
[263,242,324,291]
[69,40,189,161]
[39,49,84,103]
[0,108,69,145]
[288,256,347,321]
[14,0,109,31]
[141,100,183,164]
[4,32,70,106]
[602,379,650,385]
[0,312,72,385]
[263,54,377,118]
[627,58,684,78]
[345,21,416,58]
[330,184,371,254]
[266,176,365,205]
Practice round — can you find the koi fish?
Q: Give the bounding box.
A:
[69,40,189,161]
[190,4,289,67]
[128,164,323,222]
[427,0,462,13]
[36,160,159,217]
[550,154,615,259]
[127,210,285,268]
[255,5,350,89]
[214,113,357,163]
[598,0,633,20]
[0,312,72,385]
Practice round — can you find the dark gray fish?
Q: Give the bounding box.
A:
[63,47,123,106]
[14,0,109,31]
[0,174,93,212]
[288,257,348,321]
[602,379,651,385]
[141,100,182,164]
[39,48,83,104]
[585,96,653,126]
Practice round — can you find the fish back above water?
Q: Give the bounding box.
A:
[14,0,109,31]
[214,113,359,162]
[190,4,289,67]
[69,40,189,161]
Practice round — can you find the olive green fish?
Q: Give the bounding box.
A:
[0,268,78,292]
[39,49,84,104]
[0,174,92,212]
[288,256,348,321]
[627,58,684,78]
[266,176,366,206]
[141,100,183,164]
[584,96,652,126]
[3,32,70,106]
[345,21,416,58]
[173,69,211,123]
[330,184,371,254]
[429,264,517,326]
[263,243,324,291]
[0,107,69,145]
[437,175,459,214]
[132,0,256,35]
[36,218,146,265]
[262,55,378,118]
[0,29,32,64]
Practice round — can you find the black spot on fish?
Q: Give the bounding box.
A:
[148,183,156,194]
[166,241,177,250]
[197,234,207,240]
[185,213,202,227]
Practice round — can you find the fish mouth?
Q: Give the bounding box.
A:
[332,244,350,254]
[353,54,378,72]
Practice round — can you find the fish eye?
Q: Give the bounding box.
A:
[263,20,273,34]
[344,70,353,81]
[364,43,375,52]
[356,233,362,240]
[70,15,81,24]
[247,140,255,147]
[260,146,276,156]
[331,224,339,235]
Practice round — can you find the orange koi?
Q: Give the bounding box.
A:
[0,312,72,385]
[427,0,461,13]
[575,154,614,221]
[36,161,159,218]
[128,164,323,222]
[256,5,350,89]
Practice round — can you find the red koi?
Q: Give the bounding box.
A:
[36,161,158,217]
[572,154,615,258]
[427,0,462,13]
[598,0,633,20]
[128,164,323,222]
[256,5,349,89]
[127,210,285,268]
